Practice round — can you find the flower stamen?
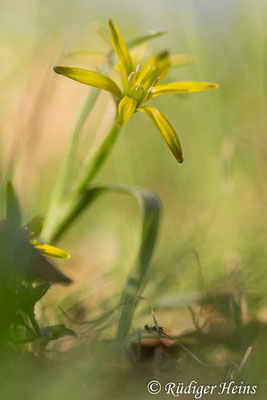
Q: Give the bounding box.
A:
[152,77,160,86]
[128,71,135,81]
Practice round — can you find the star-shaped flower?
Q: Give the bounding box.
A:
[54,19,219,163]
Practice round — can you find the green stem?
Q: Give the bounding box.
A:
[51,62,111,208]
[43,63,112,241]
[43,88,99,232]
[45,121,121,243]
[75,121,121,196]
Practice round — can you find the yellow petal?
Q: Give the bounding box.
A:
[137,51,170,84]
[139,65,158,92]
[137,106,183,163]
[24,216,44,239]
[34,243,70,259]
[150,81,219,98]
[170,54,194,67]
[117,96,137,126]
[151,51,171,81]
[54,66,122,99]
[108,19,133,78]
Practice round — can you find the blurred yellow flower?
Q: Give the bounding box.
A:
[24,216,70,259]
[0,217,72,285]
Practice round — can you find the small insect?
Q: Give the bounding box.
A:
[144,324,164,334]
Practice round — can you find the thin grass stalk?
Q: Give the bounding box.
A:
[43,63,112,241]
[116,191,160,340]
[74,121,121,196]
[42,89,100,241]
[44,121,121,243]
[43,182,160,341]
[51,63,111,206]
[54,87,100,203]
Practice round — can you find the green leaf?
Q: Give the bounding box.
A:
[46,184,160,340]
[41,324,77,343]
[137,106,184,163]
[31,283,51,303]
[6,181,22,226]
[115,186,161,340]
[117,96,137,126]
[150,81,220,98]
[17,283,51,313]
[29,253,72,285]
[108,19,134,78]
[54,66,122,99]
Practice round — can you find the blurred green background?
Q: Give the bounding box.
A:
[0,0,266,398]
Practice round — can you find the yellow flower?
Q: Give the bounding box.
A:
[3,181,72,285]
[54,19,219,163]
[0,218,72,285]
[24,216,70,260]
[22,216,72,284]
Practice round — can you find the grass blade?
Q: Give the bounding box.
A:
[48,183,160,339]
[115,186,161,340]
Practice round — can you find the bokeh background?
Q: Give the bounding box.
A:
[0,0,266,398]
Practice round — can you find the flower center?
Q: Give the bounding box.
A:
[125,64,160,105]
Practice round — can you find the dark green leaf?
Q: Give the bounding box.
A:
[42,324,77,341]
[30,283,51,304]
[17,283,51,312]
[6,181,22,226]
